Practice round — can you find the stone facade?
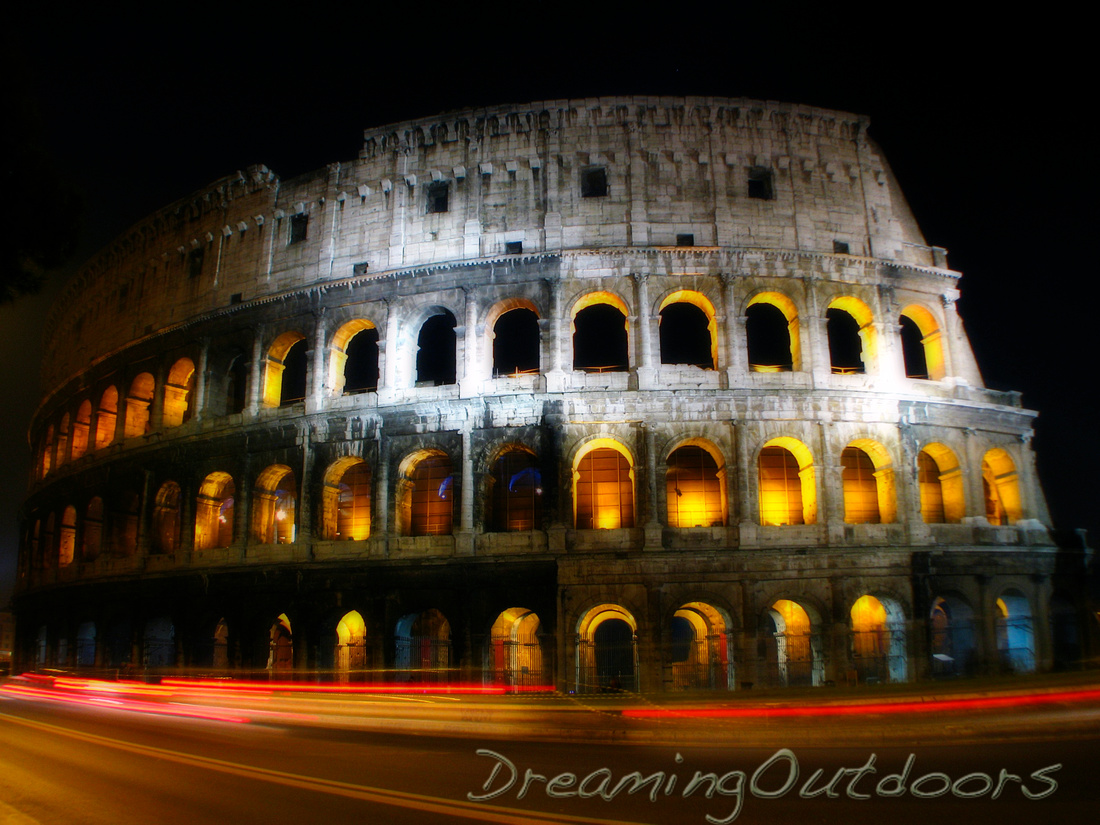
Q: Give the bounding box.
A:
[15,97,1079,690]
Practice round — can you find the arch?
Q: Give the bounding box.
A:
[59,505,77,566]
[83,497,104,561]
[996,589,1035,674]
[576,604,638,693]
[573,439,635,529]
[842,440,896,524]
[826,296,876,374]
[143,616,175,668]
[124,372,155,437]
[263,331,307,407]
[252,465,297,544]
[668,601,733,690]
[982,447,1022,525]
[395,609,451,680]
[94,386,118,449]
[416,310,457,386]
[212,619,229,669]
[487,608,544,687]
[746,292,801,371]
[152,481,181,555]
[71,400,91,459]
[764,599,824,687]
[918,444,965,523]
[111,489,140,556]
[268,614,293,671]
[899,304,946,380]
[572,291,629,372]
[397,450,453,536]
[195,472,235,550]
[850,595,908,683]
[492,306,541,377]
[76,621,96,667]
[334,610,368,678]
[758,437,817,525]
[666,442,727,527]
[163,357,196,427]
[321,457,372,540]
[56,414,70,468]
[930,595,977,677]
[331,319,379,395]
[39,424,54,478]
[658,290,717,369]
[225,354,249,414]
[486,445,542,532]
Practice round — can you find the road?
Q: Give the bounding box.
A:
[1,677,1098,824]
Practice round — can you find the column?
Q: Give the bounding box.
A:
[193,338,209,421]
[459,287,479,398]
[633,273,656,389]
[721,273,747,388]
[247,329,264,416]
[545,276,566,392]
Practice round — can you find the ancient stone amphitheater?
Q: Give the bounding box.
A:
[16,96,1073,690]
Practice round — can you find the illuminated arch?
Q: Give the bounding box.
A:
[899,304,946,380]
[918,443,964,523]
[71,400,91,460]
[124,373,155,438]
[850,595,907,683]
[263,331,307,407]
[746,291,801,372]
[321,457,372,540]
[826,296,876,374]
[571,291,630,372]
[576,603,638,693]
[658,290,717,369]
[485,444,542,532]
[842,439,896,524]
[335,610,367,678]
[194,472,235,550]
[982,447,1022,525]
[252,465,296,544]
[665,440,727,527]
[397,449,454,536]
[765,599,824,687]
[930,594,977,677]
[488,608,544,687]
[488,299,541,377]
[395,609,451,678]
[669,601,733,690]
[996,589,1035,673]
[758,437,817,525]
[163,357,196,427]
[39,424,54,478]
[152,481,181,555]
[573,438,635,529]
[94,387,118,449]
[268,614,293,671]
[330,319,379,395]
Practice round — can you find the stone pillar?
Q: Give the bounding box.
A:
[375,435,390,544]
[380,300,399,401]
[962,428,988,522]
[193,338,209,421]
[633,273,656,389]
[643,426,662,549]
[308,310,327,412]
[459,286,479,398]
[247,330,264,417]
[976,575,998,675]
[545,276,566,392]
[939,291,960,379]
[457,427,475,555]
[721,273,747,388]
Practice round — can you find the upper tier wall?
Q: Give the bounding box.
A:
[42,96,938,391]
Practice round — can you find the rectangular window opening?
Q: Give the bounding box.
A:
[289,213,309,245]
[426,182,450,214]
[188,246,205,279]
[833,240,850,254]
[748,167,774,201]
[581,167,608,198]
[505,241,523,255]
[676,233,695,247]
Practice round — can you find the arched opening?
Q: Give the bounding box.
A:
[574,440,635,529]
[94,387,118,449]
[487,608,544,688]
[163,358,196,427]
[253,465,296,544]
[76,621,96,667]
[982,448,1022,525]
[195,472,235,550]
[83,497,103,561]
[746,293,801,372]
[493,308,540,377]
[850,595,907,683]
[577,604,638,693]
[666,443,727,527]
[758,438,817,525]
[918,445,965,523]
[331,320,379,395]
[72,400,91,459]
[268,614,293,672]
[996,590,1035,674]
[335,610,367,680]
[668,602,732,690]
[572,292,629,372]
[842,441,896,524]
[899,305,946,380]
[56,414,69,468]
[659,292,716,369]
[38,425,54,479]
[143,617,175,668]
[826,297,876,374]
[59,506,77,566]
[930,595,977,677]
[416,311,457,386]
[124,373,155,437]
[322,458,372,540]
[395,609,451,682]
[486,446,542,532]
[398,451,454,536]
[152,481,181,555]
[763,599,823,687]
[263,331,307,407]
[225,355,248,414]
[212,619,229,669]
[111,490,140,557]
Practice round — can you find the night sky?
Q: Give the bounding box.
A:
[1,10,1094,606]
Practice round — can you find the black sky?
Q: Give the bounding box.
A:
[1,9,1095,605]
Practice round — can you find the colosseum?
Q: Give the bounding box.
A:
[14,96,1079,691]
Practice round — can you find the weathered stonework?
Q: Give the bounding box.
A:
[15,97,1080,690]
